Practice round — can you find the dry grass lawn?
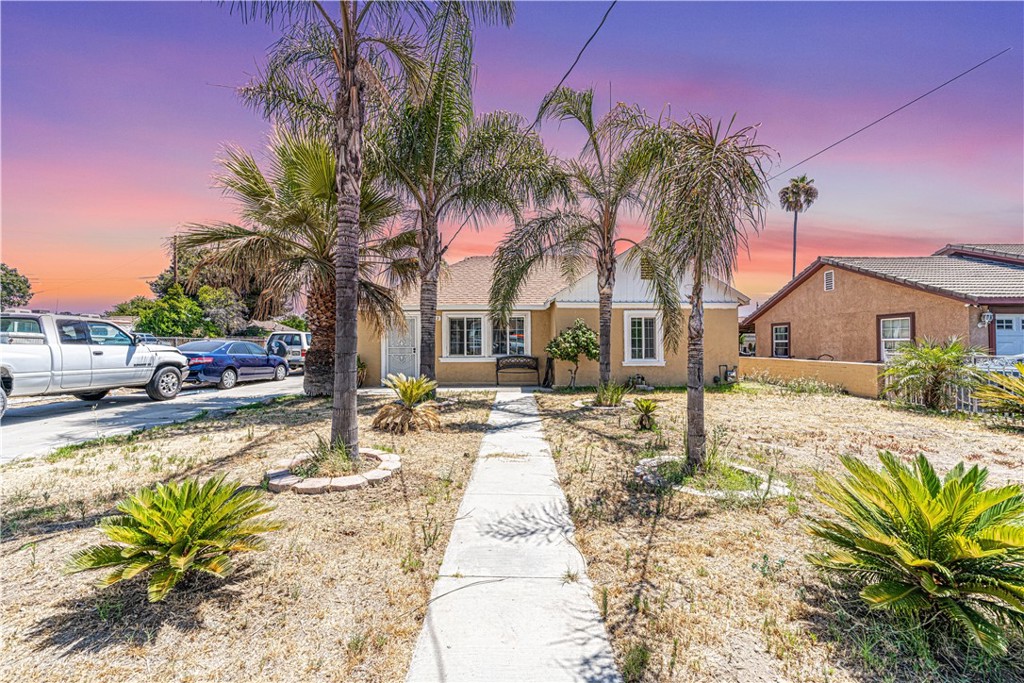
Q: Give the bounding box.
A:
[0,391,494,683]
[537,384,1024,683]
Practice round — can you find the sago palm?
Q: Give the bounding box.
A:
[369,23,564,381]
[491,88,683,385]
[778,174,819,279]
[640,114,773,471]
[67,476,281,602]
[180,130,418,397]
[234,1,513,451]
[807,452,1024,655]
[882,337,985,411]
[372,373,441,434]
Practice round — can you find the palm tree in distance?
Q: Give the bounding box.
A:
[778,174,819,279]
[179,130,417,398]
[644,115,773,472]
[233,1,514,454]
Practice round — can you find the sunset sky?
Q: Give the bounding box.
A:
[2,1,1022,314]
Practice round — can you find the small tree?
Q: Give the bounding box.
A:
[197,286,248,336]
[105,295,158,317]
[883,337,985,411]
[1,263,33,309]
[545,319,599,388]
[279,314,308,332]
[136,284,210,338]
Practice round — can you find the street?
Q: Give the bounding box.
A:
[0,375,305,464]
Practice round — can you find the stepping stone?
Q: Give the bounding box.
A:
[363,469,393,484]
[264,468,291,480]
[267,474,300,493]
[377,460,402,472]
[329,475,368,491]
[293,477,331,494]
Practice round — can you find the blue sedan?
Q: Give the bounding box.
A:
[179,340,290,390]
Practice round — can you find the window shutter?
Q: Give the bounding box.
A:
[823,270,835,292]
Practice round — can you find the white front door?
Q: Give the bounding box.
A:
[384,315,419,380]
[995,314,1024,356]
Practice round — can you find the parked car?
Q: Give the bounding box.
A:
[265,331,312,370]
[0,312,189,418]
[179,340,289,389]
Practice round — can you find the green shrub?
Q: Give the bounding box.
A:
[621,643,651,683]
[372,373,440,434]
[882,337,985,411]
[975,363,1024,419]
[293,434,353,478]
[633,398,658,431]
[67,476,280,602]
[545,319,599,388]
[806,451,1024,655]
[594,380,628,407]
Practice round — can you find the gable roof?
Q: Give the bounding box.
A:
[932,243,1024,265]
[744,245,1024,326]
[401,256,574,309]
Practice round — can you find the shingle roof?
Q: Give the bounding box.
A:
[820,255,1024,301]
[401,256,575,309]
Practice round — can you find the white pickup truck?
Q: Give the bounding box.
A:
[0,312,190,418]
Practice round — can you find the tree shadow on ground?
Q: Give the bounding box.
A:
[27,567,257,655]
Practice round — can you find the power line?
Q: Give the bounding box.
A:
[770,47,1012,181]
[440,0,617,254]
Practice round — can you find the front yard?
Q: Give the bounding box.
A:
[537,384,1024,682]
[0,392,493,682]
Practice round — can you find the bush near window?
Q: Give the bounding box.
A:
[372,373,440,434]
[545,319,599,388]
[806,452,1024,656]
[975,363,1024,420]
[67,476,281,602]
[882,337,985,411]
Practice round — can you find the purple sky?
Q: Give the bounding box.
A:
[2,1,1022,313]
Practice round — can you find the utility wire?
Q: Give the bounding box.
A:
[440,0,618,254]
[770,47,1012,181]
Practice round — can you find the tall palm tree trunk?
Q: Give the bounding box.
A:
[331,53,364,457]
[597,255,615,384]
[685,273,706,472]
[419,211,441,381]
[791,211,799,280]
[304,279,336,397]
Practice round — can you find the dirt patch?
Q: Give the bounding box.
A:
[538,384,1024,682]
[0,391,494,682]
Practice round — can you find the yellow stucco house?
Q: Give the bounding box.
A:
[357,253,749,387]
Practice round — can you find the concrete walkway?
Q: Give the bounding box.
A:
[407,390,620,683]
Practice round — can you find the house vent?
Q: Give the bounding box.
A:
[823,270,835,292]
[640,257,654,280]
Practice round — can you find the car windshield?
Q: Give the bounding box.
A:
[179,341,225,353]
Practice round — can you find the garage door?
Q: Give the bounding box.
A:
[995,314,1024,356]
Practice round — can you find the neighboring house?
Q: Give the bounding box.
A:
[743,243,1024,363]
[357,253,749,387]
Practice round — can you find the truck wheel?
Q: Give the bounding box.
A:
[75,390,110,401]
[273,364,288,381]
[146,366,182,401]
[0,387,7,420]
[218,368,238,390]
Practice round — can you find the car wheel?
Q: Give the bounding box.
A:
[146,366,182,401]
[273,364,288,381]
[0,387,7,420]
[218,368,238,390]
[74,390,110,401]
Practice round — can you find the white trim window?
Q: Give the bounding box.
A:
[771,324,790,358]
[623,310,664,366]
[880,316,911,361]
[492,316,526,356]
[447,315,484,357]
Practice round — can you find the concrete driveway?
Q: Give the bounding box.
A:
[0,375,306,464]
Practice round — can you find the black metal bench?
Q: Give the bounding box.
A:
[495,355,541,386]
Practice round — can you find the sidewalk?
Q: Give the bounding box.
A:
[406,390,620,683]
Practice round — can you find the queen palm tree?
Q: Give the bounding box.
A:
[778,174,819,279]
[490,88,680,384]
[234,1,513,452]
[179,130,417,397]
[370,32,565,381]
[644,115,773,471]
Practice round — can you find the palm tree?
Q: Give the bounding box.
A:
[179,130,417,397]
[644,115,773,471]
[234,1,513,452]
[778,174,818,279]
[490,87,679,384]
[370,31,564,381]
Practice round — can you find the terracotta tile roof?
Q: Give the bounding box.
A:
[401,256,576,309]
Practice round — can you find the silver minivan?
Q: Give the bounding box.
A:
[265,331,312,370]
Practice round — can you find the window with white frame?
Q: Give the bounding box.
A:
[823,270,835,291]
[623,311,663,364]
[492,316,526,356]
[880,316,912,361]
[448,316,483,357]
[771,324,790,358]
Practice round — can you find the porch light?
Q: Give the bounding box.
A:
[979,311,994,327]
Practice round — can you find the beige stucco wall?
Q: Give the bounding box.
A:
[752,266,980,363]
[739,356,883,398]
[358,304,740,387]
